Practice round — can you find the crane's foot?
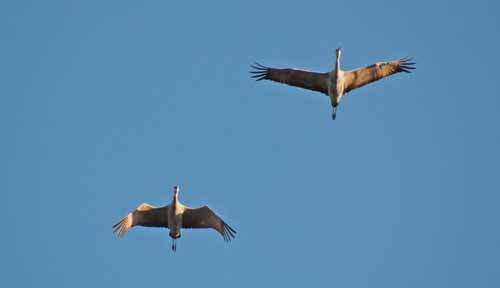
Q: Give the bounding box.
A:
[332,106,338,120]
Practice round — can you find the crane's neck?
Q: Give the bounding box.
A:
[172,193,179,208]
[334,52,341,77]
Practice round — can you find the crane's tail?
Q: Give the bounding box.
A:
[112,213,133,238]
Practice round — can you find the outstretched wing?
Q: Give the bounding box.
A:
[112,203,169,237]
[344,57,415,93]
[250,63,329,95]
[182,206,236,242]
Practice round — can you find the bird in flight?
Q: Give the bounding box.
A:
[113,185,236,251]
[251,48,415,120]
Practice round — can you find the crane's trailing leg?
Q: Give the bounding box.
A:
[332,106,337,120]
[171,239,177,252]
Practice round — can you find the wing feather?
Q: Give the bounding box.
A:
[182,206,236,242]
[344,57,415,93]
[250,63,329,95]
[112,203,169,238]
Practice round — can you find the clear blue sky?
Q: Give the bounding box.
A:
[2,0,499,287]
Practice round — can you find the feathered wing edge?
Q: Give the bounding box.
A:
[397,57,416,73]
[249,62,270,81]
[221,221,237,242]
[113,213,132,238]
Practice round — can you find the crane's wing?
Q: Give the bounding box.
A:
[182,206,236,242]
[343,57,415,93]
[250,63,329,95]
[112,203,169,237]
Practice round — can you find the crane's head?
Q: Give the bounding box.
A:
[173,185,180,197]
[336,47,342,58]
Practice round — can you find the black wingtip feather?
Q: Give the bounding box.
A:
[222,223,236,242]
[249,62,270,81]
[398,57,416,73]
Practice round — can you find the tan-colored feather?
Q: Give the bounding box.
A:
[344,57,415,93]
[112,212,132,238]
[112,203,168,237]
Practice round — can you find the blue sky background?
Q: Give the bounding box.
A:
[2,0,500,287]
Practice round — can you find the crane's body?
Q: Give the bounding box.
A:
[168,187,182,247]
[327,48,346,119]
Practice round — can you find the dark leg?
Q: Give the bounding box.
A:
[332,106,337,120]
